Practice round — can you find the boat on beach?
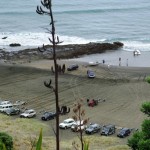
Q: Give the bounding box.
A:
[133,50,141,55]
[88,61,99,66]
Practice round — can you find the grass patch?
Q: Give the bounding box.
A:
[0,114,130,149]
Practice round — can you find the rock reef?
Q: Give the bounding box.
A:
[0,42,123,61]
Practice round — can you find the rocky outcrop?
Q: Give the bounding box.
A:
[55,41,123,59]
[2,37,7,39]
[9,43,21,47]
[0,42,123,61]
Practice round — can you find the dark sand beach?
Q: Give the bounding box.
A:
[0,57,150,149]
[0,56,150,149]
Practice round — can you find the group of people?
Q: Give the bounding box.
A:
[102,57,129,67]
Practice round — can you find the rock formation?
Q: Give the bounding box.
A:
[0,42,123,61]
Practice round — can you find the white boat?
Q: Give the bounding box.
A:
[133,50,141,55]
[88,61,99,66]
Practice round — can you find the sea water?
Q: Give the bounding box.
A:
[0,0,150,66]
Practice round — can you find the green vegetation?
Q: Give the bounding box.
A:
[83,140,89,150]
[0,132,13,150]
[141,102,150,116]
[128,77,150,150]
[128,102,150,150]
[0,141,6,150]
[145,76,150,83]
[36,129,42,150]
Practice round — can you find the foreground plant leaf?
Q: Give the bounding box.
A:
[36,128,42,150]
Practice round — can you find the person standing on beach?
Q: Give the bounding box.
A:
[119,57,121,66]
[102,59,105,64]
[126,59,128,66]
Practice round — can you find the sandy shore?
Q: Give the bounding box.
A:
[0,58,150,148]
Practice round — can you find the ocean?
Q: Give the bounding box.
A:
[0,0,150,67]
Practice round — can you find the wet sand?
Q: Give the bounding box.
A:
[71,50,150,67]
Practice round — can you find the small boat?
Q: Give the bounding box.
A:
[133,50,141,55]
[88,61,99,66]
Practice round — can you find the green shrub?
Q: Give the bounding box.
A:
[0,132,13,150]
[0,141,6,150]
[138,139,150,150]
[141,102,150,116]
[145,76,150,83]
[141,119,150,139]
[0,140,4,150]
[128,131,143,150]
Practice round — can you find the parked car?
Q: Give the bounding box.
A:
[0,104,13,113]
[0,100,12,105]
[67,64,79,71]
[41,112,56,121]
[101,124,115,136]
[117,128,131,138]
[20,109,36,118]
[87,99,98,107]
[85,123,101,134]
[5,107,20,115]
[71,120,85,132]
[87,70,95,78]
[88,61,99,66]
[59,118,75,129]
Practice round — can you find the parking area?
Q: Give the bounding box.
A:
[0,62,150,147]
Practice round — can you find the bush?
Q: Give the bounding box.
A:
[0,140,4,149]
[0,132,13,150]
[141,102,150,116]
[128,131,143,150]
[145,76,150,83]
[141,119,150,139]
[138,139,150,150]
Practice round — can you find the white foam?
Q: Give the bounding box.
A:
[123,41,150,52]
[0,32,99,49]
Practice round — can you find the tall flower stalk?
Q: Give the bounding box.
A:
[36,1,62,149]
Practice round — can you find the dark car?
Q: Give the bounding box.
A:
[87,70,95,78]
[67,64,79,71]
[41,112,56,121]
[85,123,101,134]
[5,107,20,115]
[101,124,115,136]
[117,128,131,138]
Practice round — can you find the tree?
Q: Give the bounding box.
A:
[128,77,150,150]
[36,1,62,150]
[128,102,150,150]
[72,99,89,150]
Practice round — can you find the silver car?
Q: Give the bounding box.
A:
[20,109,36,118]
[87,70,95,78]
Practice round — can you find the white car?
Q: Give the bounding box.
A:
[0,100,12,105]
[20,109,36,118]
[0,104,13,113]
[59,118,75,129]
[88,61,99,66]
[71,120,85,132]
